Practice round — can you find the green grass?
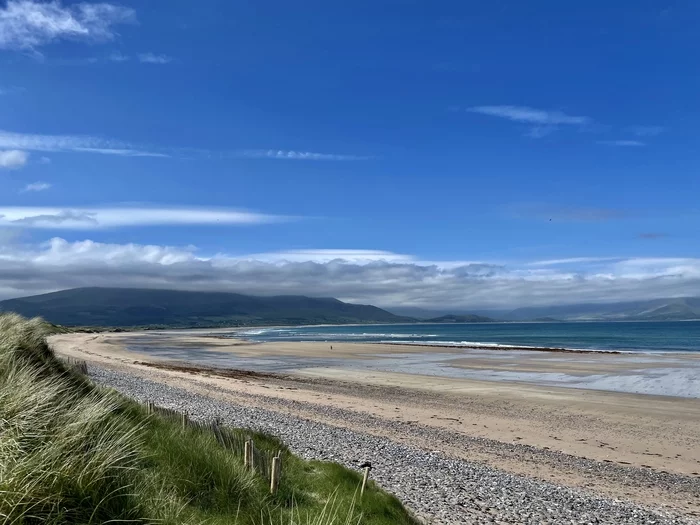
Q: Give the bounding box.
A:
[0,313,418,525]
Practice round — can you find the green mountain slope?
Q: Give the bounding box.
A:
[0,287,412,328]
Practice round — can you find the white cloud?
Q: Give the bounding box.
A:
[39,156,51,164]
[21,182,52,192]
[0,228,22,245]
[240,150,371,161]
[0,130,167,158]
[108,50,129,62]
[137,52,172,64]
[0,149,29,169]
[72,147,167,157]
[598,140,645,147]
[0,241,699,308]
[0,0,135,50]
[529,257,623,267]
[0,206,292,229]
[245,249,417,264]
[0,130,370,161]
[107,52,173,64]
[467,105,591,126]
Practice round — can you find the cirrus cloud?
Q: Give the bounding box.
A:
[462,105,593,139]
[0,129,371,161]
[21,181,52,192]
[0,206,293,229]
[239,150,372,161]
[466,105,592,126]
[0,0,135,51]
[137,52,172,64]
[0,130,167,158]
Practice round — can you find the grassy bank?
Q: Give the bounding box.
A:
[0,314,418,525]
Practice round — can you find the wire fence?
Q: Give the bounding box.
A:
[146,401,282,487]
[62,360,364,496]
[61,357,88,375]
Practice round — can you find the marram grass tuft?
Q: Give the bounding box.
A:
[0,314,418,525]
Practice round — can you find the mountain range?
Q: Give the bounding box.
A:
[1,288,698,328]
[423,314,495,323]
[391,298,700,322]
[504,297,700,322]
[0,287,410,328]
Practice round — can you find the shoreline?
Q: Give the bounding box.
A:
[49,332,700,466]
[219,336,700,356]
[77,320,700,355]
[213,335,624,355]
[89,365,700,524]
[49,332,700,521]
[375,341,622,354]
[49,332,700,399]
[222,322,700,355]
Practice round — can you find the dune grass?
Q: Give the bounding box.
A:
[0,313,418,525]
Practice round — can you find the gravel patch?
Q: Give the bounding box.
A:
[91,366,698,525]
[188,373,700,503]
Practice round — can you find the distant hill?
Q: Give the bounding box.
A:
[507,298,700,322]
[386,306,448,320]
[4,288,698,328]
[388,307,507,321]
[0,287,412,328]
[425,314,495,323]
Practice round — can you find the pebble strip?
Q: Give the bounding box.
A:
[91,367,698,525]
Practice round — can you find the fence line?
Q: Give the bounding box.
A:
[57,363,369,496]
[145,402,280,486]
[61,357,88,375]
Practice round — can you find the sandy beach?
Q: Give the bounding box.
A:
[50,331,700,518]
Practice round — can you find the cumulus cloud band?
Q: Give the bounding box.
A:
[0,239,698,308]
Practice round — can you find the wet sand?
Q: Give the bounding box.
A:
[49,331,700,516]
[52,330,700,397]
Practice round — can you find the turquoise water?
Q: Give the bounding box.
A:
[235,321,700,353]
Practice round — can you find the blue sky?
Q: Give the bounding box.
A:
[0,0,699,308]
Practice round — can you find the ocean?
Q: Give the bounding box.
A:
[234,321,700,353]
[120,321,700,397]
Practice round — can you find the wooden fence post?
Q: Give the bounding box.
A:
[270,456,280,494]
[181,412,187,430]
[244,440,251,469]
[277,453,282,487]
[360,466,370,496]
